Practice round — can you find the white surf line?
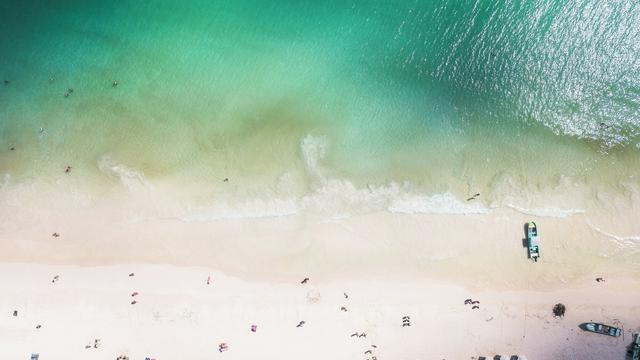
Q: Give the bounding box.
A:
[505,204,585,218]
[586,220,640,248]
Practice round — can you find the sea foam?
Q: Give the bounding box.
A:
[97,156,151,192]
[506,204,585,218]
[389,193,489,215]
[587,221,640,249]
[178,135,594,221]
[181,135,493,220]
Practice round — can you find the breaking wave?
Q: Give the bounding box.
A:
[179,135,586,221]
[97,156,151,192]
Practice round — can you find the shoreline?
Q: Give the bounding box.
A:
[1,205,639,288]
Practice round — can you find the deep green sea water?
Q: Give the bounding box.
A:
[1,1,639,218]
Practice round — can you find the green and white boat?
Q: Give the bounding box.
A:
[526,221,540,262]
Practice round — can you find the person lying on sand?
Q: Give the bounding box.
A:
[464,298,472,304]
[296,321,306,327]
[358,333,367,338]
[472,305,480,310]
[301,277,309,284]
[128,273,135,277]
[340,306,348,312]
[131,292,139,297]
[344,292,349,299]
[350,332,359,337]
[52,233,60,238]
[596,277,605,282]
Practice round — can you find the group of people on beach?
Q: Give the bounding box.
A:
[14,271,391,358]
[464,298,481,310]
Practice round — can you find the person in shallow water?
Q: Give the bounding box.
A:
[466,193,480,201]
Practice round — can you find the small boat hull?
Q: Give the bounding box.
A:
[580,322,622,337]
[526,221,540,262]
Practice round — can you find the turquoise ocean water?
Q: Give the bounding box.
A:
[1,1,639,219]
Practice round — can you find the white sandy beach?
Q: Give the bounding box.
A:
[1,202,640,359]
[1,263,639,360]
